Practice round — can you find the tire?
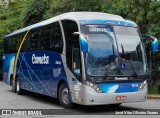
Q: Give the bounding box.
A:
[110,103,122,107]
[16,77,23,95]
[10,76,13,86]
[12,77,16,93]
[58,83,73,109]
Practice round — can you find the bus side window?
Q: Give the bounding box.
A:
[8,38,13,53]
[50,22,63,53]
[30,30,40,51]
[15,36,20,53]
[22,33,29,52]
[12,37,16,53]
[3,39,8,54]
[39,25,51,50]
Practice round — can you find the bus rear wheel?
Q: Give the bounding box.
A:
[16,77,23,95]
[12,78,16,93]
[58,83,73,109]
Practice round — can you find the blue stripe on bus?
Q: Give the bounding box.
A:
[3,53,16,84]
[19,53,37,92]
[3,51,68,97]
[19,53,51,96]
[79,20,137,27]
[98,82,141,93]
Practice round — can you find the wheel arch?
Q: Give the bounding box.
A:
[10,73,19,86]
[57,78,71,100]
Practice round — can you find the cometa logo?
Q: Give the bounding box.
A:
[32,54,49,64]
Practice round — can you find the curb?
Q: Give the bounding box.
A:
[147,94,160,99]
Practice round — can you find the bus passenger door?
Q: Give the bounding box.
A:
[72,41,81,77]
[62,20,83,103]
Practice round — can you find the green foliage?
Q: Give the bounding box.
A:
[148,84,160,94]
[22,0,51,26]
[44,0,112,19]
[0,0,24,39]
[147,1,160,37]
[43,0,75,18]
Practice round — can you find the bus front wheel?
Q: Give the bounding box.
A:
[58,83,73,109]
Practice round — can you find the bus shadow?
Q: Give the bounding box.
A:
[9,89,142,114]
[14,91,142,114]
[71,104,141,114]
[13,90,60,107]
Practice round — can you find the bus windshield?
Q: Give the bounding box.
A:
[81,25,146,77]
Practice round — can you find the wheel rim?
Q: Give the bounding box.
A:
[62,88,69,104]
[17,79,19,92]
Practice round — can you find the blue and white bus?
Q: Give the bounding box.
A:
[2,12,158,108]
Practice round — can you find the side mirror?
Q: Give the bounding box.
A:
[142,34,159,52]
[79,35,88,53]
[73,32,88,53]
[152,38,158,52]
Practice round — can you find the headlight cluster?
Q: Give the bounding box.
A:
[138,80,147,91]
[85,81,102,93]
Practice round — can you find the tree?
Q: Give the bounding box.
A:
[43,0,108,19]
[22,0,50,26]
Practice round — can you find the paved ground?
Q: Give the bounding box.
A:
[0,81,160,118]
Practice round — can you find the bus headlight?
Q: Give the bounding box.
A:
[138,80,147,91]
[85,81,102,93]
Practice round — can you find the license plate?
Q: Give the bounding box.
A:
[116,96,127,101]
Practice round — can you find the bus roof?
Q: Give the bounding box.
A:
[5,12,137,38]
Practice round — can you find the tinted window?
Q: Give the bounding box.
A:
[39,25,51,50]
[12,35,21,53]
[16,36,21,52]
[4,36,18,54]
[8,38,14,53]
[5,23,63,53]
[3,38,8,54]
[114,26,139,36]
[29,29,40,51]
[50,22,63,53]
[22,32,29,52]
[62,20,79,68]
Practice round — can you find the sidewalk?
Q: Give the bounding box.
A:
[148,94,160,99]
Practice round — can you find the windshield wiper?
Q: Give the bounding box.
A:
[111,44,116,62]
[121,44,137,78]
[112,44,115,56]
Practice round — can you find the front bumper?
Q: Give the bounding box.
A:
[82,84,147,105]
